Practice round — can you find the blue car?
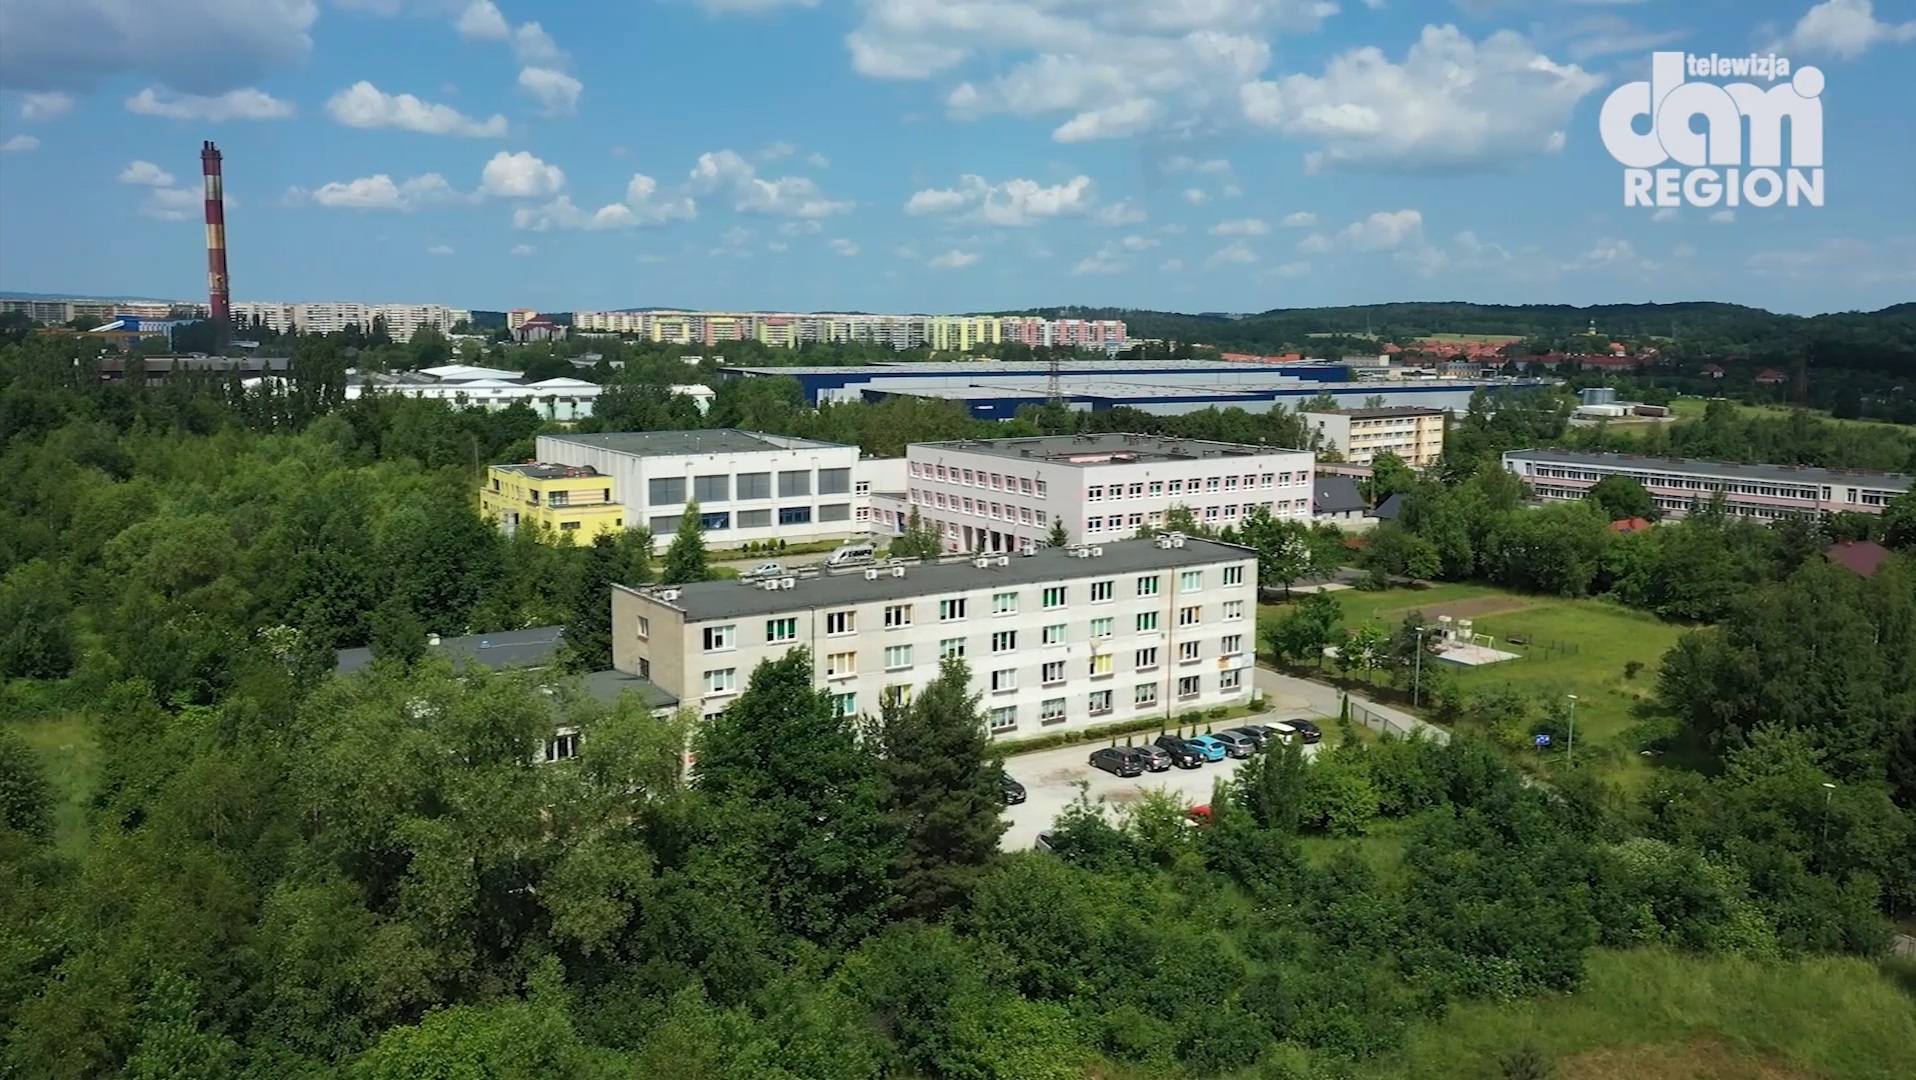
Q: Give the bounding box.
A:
[1183,734,1230,762]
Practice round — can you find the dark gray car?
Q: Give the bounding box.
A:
[1131,744,1172,772]
[1211,730,1259,758]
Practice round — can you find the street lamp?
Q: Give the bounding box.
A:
[1412,625,1428,707]
[1565,694,1579,766]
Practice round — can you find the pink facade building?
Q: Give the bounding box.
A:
[1502,449,1910,520]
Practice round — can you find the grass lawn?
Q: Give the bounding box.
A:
[7,711,98,856]
[1375,948,1916,1080]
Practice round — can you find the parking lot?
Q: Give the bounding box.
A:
[999,731,1321,851]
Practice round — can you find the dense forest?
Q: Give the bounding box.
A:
[3,326,1915,1079]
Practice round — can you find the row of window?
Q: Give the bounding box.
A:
[987,670,1246,732]
[909,490,1052,526]
[651,504,852,532]
[1528,485,1826,521]
[909,462,1049,497]
[648,468,853,506]
[761,632,1248,684]
[1086,473,1300,500]
[1084,502,1307,532]
[1519,464,1827,501]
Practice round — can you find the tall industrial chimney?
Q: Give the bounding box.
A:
[201,140,230,327]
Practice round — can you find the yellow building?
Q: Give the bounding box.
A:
[1300,407,1449,468]
[927,315,1002,352]
[479,463,627,543]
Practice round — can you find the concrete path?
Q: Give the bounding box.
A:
[1251,664,1450,743]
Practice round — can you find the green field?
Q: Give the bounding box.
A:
[7,711,97,856]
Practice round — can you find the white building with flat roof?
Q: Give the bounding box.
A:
[905,433,1315,553]
[535,429,875,552]
[231,301,470,338]
[611,534,1258,735]
[1502,448,1912,520]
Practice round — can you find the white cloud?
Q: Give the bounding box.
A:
[779,220,823,237]
[1159,258,1184,273]
[1099,200,1146,225]
[289,173,463,211]
[1240,26,1603,172]
[1263,260,1311,279]
[325,81,507,137]
[0,0,316,95]
[1672,243,1696,259]
[427,244,455,255]
[700,0,823,11]
[138,186,199,221]
[929,249,980,268]
[1119,235,1158,251]
[1222,184,1243,197]
[118,160,175,187]
[1209,218,1269,236]
[1651,207,1678,223]
[830,238,859,255]
[1206,241,1257,267]
[806,151,830,168]
[1709,210,1736,224]
[19,92,73,120]
[518,67,581,115]
[1778,0,1916,59]
[1297,209,1424,253]
[515,197,638,232]
[1073,250,1130,274]
[512,23,563,66]
[0,134,37,152]
[760,140,795,160]
[903,173,1094,226]
[511,243,535,255]
[1165,155,1232,174]
[624,174,697,222]
[456,0,509,40]
[689,148,852,217]
[1280,211,1318,228]
[480,150,565,197]
[767,240,789,252]
[125,86,295,121]
[1183,188,1207,205]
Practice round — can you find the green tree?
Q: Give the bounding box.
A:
[1046,518,1068,547]
[1237,736,1310,832]
[1362,451,1417,505]
[0,729,53,840]
[662,500,711,585]
[562,529,652,671]
[890,506,946,560]
[1586,473,1657,521]
[870,656,1007,919]
[1264,590,1342,666]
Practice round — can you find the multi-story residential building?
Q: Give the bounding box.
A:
[1,298,206,324]
[1301,406,1449,467]
[572,310,648,333]
[478,463,628,542]
[230,301,470,338]
[532,310,1126,353]
[527,429,874,552]
[1503,448,1913,520]
[905,433,1316,554]
[610,534,1259,732]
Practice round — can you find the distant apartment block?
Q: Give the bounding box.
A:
[563,309,1127,353]
[230,301,471,338]
[1301,406,1449,467]
[2,297,206,324]
[611,534,1259,733]
[1502,448,1912,520]
[905,433,1315,554]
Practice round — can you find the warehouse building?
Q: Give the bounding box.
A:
[719,358,1355,406]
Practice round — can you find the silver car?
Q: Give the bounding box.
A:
[1210,731,1259,758]
[1131,744,1173,772]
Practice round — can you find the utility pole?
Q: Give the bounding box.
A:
[1819,781,1837,869]
[1565,694,1579,766]
[1412,624,1427,707]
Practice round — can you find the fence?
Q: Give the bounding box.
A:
[1503,636,1581,660]
[1346,698,1437,741]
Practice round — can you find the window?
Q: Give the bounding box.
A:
[1223,600,1245,621]
[1042,661,1065,685]
[818,503,851,522]
[559,521,580,531]
[940,637,967,658]
[693,474,729,502]
[1149,481,1164,495]
[1169,479,1184,494]
[817,467,851,495]
[1179,570,1203,591]
[826,611,856,634]
[1219,669,1242,692]
[700,511,730,530]
[884,604,912,628]
[648,476,686,504]
[767,618,797,643]
[882,684,912,708]
[635,616,650,640]
[736,472,771,500]
[988,706,1017,733]
[1087,516,1103,531]
[703,668,738,694]
[1042,623,1066,646]
[702,625,735,651]
[1089,617,1114,638]
[831,692,856,717]
[826,651,857,677]
[992,630,1017,653]
[1179,606,1201,627]
[737,508,771,528]
[1036,480,1048,497]
[1177,675,1200,698]
[1179,640,1200,662]
[1136,575,1159,596]
[884,644,913,670]
[1128,483,1144,497]
[1205,477,1220,491]
[1135,683,1159,707]
[778,470,810,497]
[778,506,812,526]
[1135,647,1159,670]
[1135,611,1158,632]
[940,598,967,621]
[992,591,1018,615]
[1221,634,1243,655]
[1089,689,1113,715]
[1040,698,1066,724]
[544,731,579,763]
[1042,586,1066,609]
[1089,653,1113,677]
[991,668,1017,692]
[1087,485,1105,500]
[649,515,681,534]
[1090,580,1114,602]
[1222,565,1244,586]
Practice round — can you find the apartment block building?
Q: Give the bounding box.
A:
[530,429,874,552]
[230,301,470,338]
[904,433,1316,553]
[559,309,1128,353]
[478,463,627,542]
[1300,406,1449,467]
[610,535,1259,735]
[1,298,205,324]
[1502,448,1913,520]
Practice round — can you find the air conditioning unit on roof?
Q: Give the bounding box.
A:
[779,577,796,589]
[864,567,880,581]
[892,565,906,578]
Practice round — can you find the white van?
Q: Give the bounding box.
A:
[824,542,876,567]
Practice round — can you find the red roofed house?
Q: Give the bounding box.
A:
[1609,517,1654,534]
[1824,540,1893,578]
[513,315,567,343]
[1755,368,1789,385]
[1701,363,1725,378]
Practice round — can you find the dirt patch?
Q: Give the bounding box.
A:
[1400,596,1538,621]
[1557,1037,1824,1080]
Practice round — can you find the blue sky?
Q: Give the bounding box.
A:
[1,0,1912,316]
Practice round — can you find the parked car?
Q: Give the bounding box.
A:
[749,561,784,578]
[1288,719,1323,744]
[1183,734,1230,762]
[1034,831,1056,852]
[1222,725,1271,750]
[1185,804,1216,828]
[1153,734,1205,769]
[1000,773,1027,805]
[1089,746,1147,777]
[1211,730,1259,758]
[1131,744,1173,772]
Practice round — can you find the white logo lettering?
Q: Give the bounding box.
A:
[1598,51,1825,209]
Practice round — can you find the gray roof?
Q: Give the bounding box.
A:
[334,625,566,675]
[1370,492,1406,520]
[1301,405,1448,418]
[539,428,851,457]
[911,432,1305,466]
[635,535,1255,623]
[579,670,680,711]
[1503,448,1912,491]
[1313,474,1369,515]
